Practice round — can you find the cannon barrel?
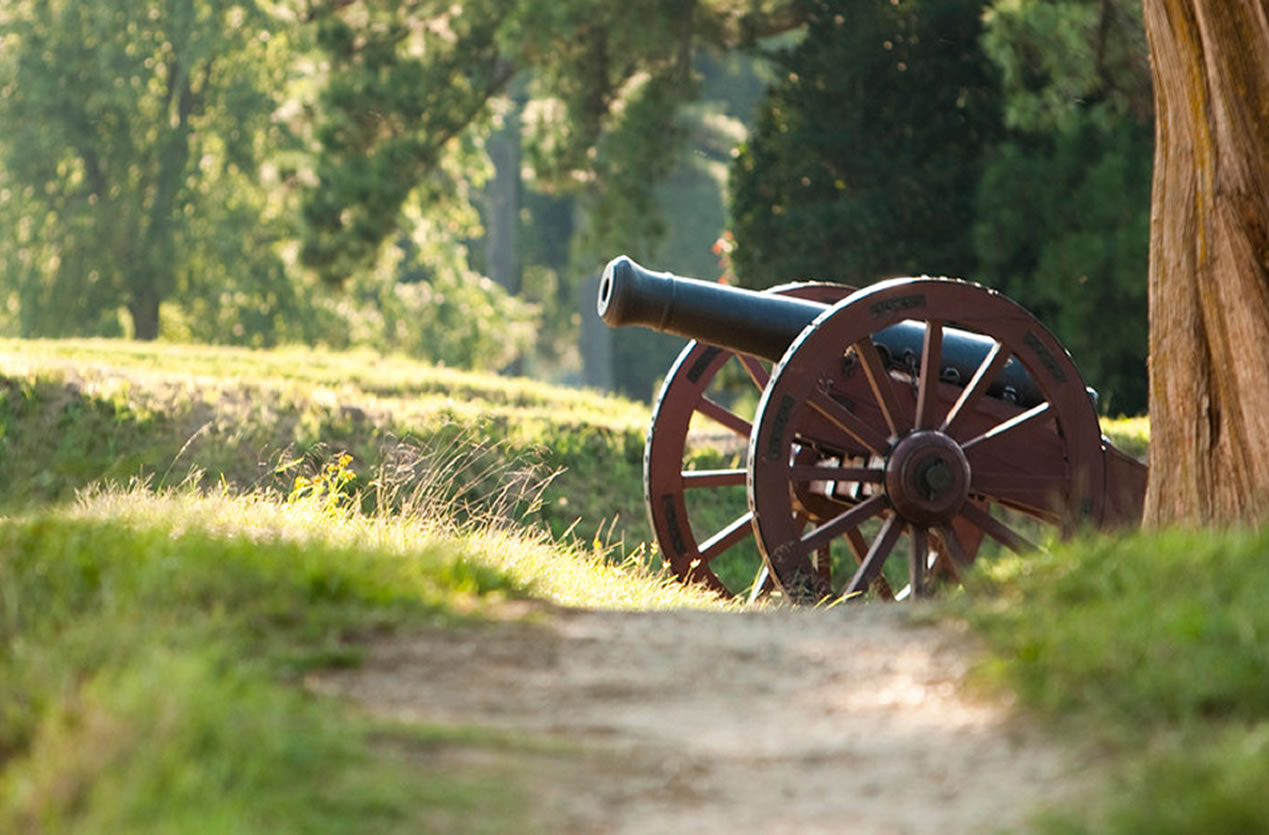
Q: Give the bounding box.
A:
[598,255,1048,408]
[598,256,826,361]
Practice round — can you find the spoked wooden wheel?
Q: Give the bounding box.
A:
[644,283,853,599]
[748,278,1106,604]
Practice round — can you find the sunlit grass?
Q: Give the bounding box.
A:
[0,338,653,546]
[0,340,722,833]
[72,486,727,612]
[0,475,724,832]
[1100,414,1149,460]
[965,525,1269,832]
[0,338,648,429]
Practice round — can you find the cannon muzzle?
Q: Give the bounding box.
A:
[598,255,1052,408]
[598,256,827,362]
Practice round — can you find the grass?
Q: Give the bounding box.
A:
[0,337,724,831]
[0,495,511,832]
[0,339,651,546]
[965,527,1269,832]
[0,485,723,832]
[3,337,1184,830]
[1100,414,1149,461]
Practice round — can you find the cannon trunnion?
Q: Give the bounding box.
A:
[598,256,1146,603]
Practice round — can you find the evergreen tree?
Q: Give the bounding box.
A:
[729,0,1002,288]
[975,0,1152,414]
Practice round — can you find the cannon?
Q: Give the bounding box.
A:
[598,256,1147,603]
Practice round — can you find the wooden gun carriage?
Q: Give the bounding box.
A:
[598,256,1147,603]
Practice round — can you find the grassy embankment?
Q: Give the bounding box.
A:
[0,339,724,832]
[968,412,1269,831]
[0,338,659,546]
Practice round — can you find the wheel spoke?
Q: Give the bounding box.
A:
[813,546,832,584]
[915,320,945,430]
[957,502,1038,554]
[746,564,771,604]
[941,341,1011,439]
[737,354,770,390]
[789,465,883,484]
[799,493,889,555]
[909,526,929,598]
[698,511,756,564]
[934,523,972,580]
[845,527,894,599]
[962,403,1052,453]
[808,390,891,457]
[853,339,910,438]
[845,528,869,562]
[681,469,747,489]
[695,395,753,438]
[843,514,906,597]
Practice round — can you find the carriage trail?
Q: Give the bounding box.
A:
[312,604,1092,834]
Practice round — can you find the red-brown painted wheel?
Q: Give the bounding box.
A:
[748,278,1106,603]
[644,283,854,599]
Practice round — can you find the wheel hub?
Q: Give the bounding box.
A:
[884,431,971,526]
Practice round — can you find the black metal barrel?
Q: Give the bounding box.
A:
[597,255,1048,408]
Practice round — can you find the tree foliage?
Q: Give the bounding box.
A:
[727,0,1153,414]
[729,0,1002,288]
[974,0,1153,414]
[297,0,802,285]
[0,0,1165,404]
[0,0,301,342]
[0,0,535,369]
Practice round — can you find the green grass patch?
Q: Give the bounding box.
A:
[0,495,517,832]
[966,526,1269,832]
[1100,414,1149,461]
[0,487,721,832]
[0,339,651,547]
[0,338,727,831]
[3,649,524,835]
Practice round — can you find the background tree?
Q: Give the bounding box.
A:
[297,0,802,393]
[727,0,1155,416]
[1141,0,1269,525]
[729,0,1002,288]
[974,0,1153,415]
[0,0,300,342]
[298,0,799,281]
[606,50,773,399]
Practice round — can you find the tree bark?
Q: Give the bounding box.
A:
[484,103,522,298]
[485,97,524,375]
[129,288,161,342]
[579,273,614,391]
[1142,0,1269,525]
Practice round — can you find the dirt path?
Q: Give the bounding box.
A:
[314,606,1088,834]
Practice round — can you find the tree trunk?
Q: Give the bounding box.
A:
[1142,0,1269,525]
[484,104,522,298]
[130,288,161,341]
[579,272,614,391]
[485,100,524,375]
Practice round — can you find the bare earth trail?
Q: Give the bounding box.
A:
[315,606,1090,834]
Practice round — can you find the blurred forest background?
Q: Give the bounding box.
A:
[0,0,1152,415]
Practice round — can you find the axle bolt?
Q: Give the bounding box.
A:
[917,456,954,500]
